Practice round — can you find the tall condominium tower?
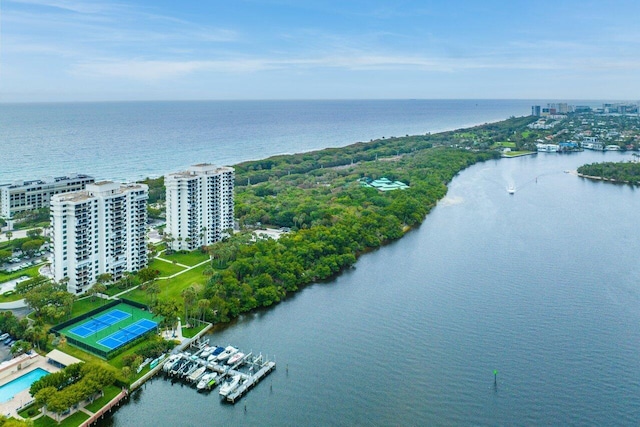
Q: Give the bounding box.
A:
[50,181,148,294]
[165,164,234,251]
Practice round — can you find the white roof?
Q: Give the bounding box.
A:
[46,349,83,367]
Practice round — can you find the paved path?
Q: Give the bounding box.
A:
[0,299,28,309]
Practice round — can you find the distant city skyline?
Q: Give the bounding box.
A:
[2,0,640,102]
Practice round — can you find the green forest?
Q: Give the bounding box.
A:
[577,161,640,184]
[141,116,526,324]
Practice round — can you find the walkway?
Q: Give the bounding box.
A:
[109,256,211,300]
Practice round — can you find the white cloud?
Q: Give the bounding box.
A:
[6,0,112,14]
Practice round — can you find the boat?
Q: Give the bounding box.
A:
[200,346,213,358]
[196,372,218,391]
[219,374,242,397]
[215,346,238,362]
[507,185,515,194]
[169,359,187,376]
[211,346,225,357]
[162,354,181,372]
[187,366,207,383]
[226,352,245,366]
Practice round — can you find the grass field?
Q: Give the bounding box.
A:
[71,297,110,317]
[33,411,89,427]
[123,264,208,304]
[58,302,161,358]
[159,250,209,266]
[0,263,43,284]
[85,384,122,412]
[148,258,186,277]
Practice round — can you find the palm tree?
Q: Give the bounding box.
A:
[197,298,210,322]
[146,281,160,306]
[181,286,197,323]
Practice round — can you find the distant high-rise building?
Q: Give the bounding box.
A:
[165,164,234,251]
[0,174,94,218]
[51,181,148,294]
[531,105,541,116]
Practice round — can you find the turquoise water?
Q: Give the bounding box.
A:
[0,367,49,403]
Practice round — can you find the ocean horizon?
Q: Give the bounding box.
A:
[1,99,540,183]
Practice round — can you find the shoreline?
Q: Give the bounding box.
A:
[576,172,640,185]
[0,113,523,185]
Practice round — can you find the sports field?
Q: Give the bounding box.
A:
[59,302,160,357]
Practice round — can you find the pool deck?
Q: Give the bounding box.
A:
[0,354,60,418]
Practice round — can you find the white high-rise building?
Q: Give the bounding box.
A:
[165,164,234,251]
[51,181,148,294]
[0,174,94,218]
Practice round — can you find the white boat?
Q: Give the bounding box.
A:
[187,366,207,383]
[507,185,515,194]
[200,346,213,358]
[219,374,241,397]
[162,354,181,372]
[196,372,218,390]
[226,352,245,366]
[215,346,238,362]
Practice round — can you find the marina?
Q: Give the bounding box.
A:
[160,340,276,404]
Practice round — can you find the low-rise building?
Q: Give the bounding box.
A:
[0,174,94,218]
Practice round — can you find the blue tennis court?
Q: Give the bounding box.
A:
[68,309,131,338]
[97,319,158,350]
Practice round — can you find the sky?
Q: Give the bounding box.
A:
[1,0,640,102]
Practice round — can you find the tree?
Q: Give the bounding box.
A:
[181,286,197,322]
[10,340,32,356]
[138,267,160,283]
[197,298,210,322]
[26,228,43,239]
[21,239,44,257]
[146,281,160,306]
[88,282,107,301]
[153,299,180,331]
[0,250,11,264]
[5,231,12,242]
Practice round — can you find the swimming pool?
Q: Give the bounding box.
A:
[0,368,49,403]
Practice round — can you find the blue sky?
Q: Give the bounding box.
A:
[1,0,640,101]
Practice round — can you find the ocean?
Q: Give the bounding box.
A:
[0,100,534,183]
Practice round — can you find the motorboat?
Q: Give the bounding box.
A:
[507,185,516,194]
[226,352,245,366]
[219,374,242,397]
[215,346,238,362]
[169,359,187,376]
[187,366,207,383]
[197,372,218,391]
[211,346,225,357]
[200,346,213,359]
[162,354,181,372]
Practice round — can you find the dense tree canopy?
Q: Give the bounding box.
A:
[578,161,640,184]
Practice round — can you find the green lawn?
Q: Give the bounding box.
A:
[33,410,89,427]
[491,141,517,149]
[503,150,534,157]
[123,264,209,304]
[181,323,208,338]
[71,297,110,317]
[84,385,122,413]
[158,250,209,267]
[148,258,186,277]
[0,263,44,284]
[103,285,126,296]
